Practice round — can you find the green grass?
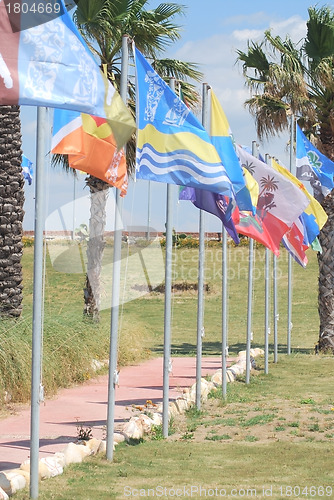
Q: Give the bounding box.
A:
[3,240,333,498]
[2,242,320,404]
[14,440,334,500]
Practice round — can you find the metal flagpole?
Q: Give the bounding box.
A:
[196,208,205,409]
[273,253,278,363]
[72,174,76,240]
[222,226,228,399]
[196,82,208,409]
[264,247,270,373]
[245,140,257,384]
[162,78,175,437]
[264,154,271,374]
[287,114,295,355]
[30,106,47,499]
[106,35,129,460]
[147,181,151,240]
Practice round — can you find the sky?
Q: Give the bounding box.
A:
[20,0,315,234]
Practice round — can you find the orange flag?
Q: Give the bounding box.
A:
[52,111,128,196]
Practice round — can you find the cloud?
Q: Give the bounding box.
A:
[233,15,306,44]
[222,12,273,27]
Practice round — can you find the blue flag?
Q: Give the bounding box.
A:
[296,125,334,201]
[134,46,235,198]
[22,155,33,185]
[179,186,240,244]
[0,0,135,149]
[210,91,254,213]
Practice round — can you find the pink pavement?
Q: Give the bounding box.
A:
[0,356,232,472]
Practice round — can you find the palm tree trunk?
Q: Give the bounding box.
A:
[317,190,334,353]
[0,105,24,318]
[83,175,109,321]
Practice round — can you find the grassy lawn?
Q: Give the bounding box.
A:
[4,239,333,499]
[15,354,334,499]
[1,240,319,403]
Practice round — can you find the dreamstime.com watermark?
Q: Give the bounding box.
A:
[123,485,334,498]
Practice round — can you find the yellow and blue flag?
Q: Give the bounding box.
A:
[134,47,234,198]
[210,91,255,212]
[271,158,327,245]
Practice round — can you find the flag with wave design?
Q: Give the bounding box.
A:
[134,46,234,198]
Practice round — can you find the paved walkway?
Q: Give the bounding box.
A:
[0,356,231,472]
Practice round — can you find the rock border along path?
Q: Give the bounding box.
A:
[0,350,263,498]
[0,357,228,471]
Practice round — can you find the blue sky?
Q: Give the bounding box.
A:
[21,1,315,233]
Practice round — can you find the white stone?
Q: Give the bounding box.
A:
[40,456,64,479]
[253,348,264,356]
[54,452,66,468]
[200,379,211,400]
[83,438,101,455]
[138,414,155,434]
[4,469,27,494]
[62,442,91,465]
[91,359,105,371]
[40,457,64,478]
[168,402,179,418]
[189,384,196,403]
[97,440,107,454]
[122,417,144,440]
[228,365,242,378]
[0,486,9,500]
[154,402,163,413]
[151,412,162,426]
[20,459,52,479]
[97,439,106,453]
[0,474,11,496]
[226,370,236,383]
[211,369,222,386]
[174,397,189,413]
[113,432,126,444]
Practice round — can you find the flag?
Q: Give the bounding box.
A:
[282,218,309,268]
[237,145,309,229]
[296,125,334,202]
[179,186,240,244]
[232,207,282,256]
[210,90,255,212]
[52,109,128,196]
[232,146,310,255]
[0,0,135,148]
[134,46,234,198]
[271,158,327,245]
[21,154,33,185]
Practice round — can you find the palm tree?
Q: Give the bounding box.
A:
[259,175,279,198]
[63,0,203,321]
[236,5,334,352]
[0,105,25,318]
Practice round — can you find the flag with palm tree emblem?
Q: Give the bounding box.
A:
[236,145,309,228]
[232,145,310,254]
